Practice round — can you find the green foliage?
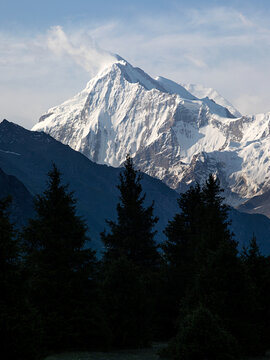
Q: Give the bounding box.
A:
[100,255,152,348]
[0,196,16,266]
[101,155,159,268]
[3,164,270,358]
[161,305,238,360]
[162,174,266,358]
[0,197,38,359]
[161,184,203,334]
[101,155,160,348]
[22,164,100,353]
[240,235,270,355]
[163,175,237,297]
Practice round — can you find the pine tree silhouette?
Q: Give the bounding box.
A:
[101,155,160,348]
[22,164,100,353]
[162,175,263,358]
[0,197,38,359]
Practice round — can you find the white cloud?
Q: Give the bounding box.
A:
[235,94,263,115]
[0,6,270,129]
[87,7,270,115]
[47,26,117,76]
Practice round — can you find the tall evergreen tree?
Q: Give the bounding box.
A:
[161,183,203,336]
[241,235,270,354]
[102,155,159,268]
[100,155,160,348]
[0,197,37,359]
[162,176,238,306]
[22,164,101,353]
[200,175,236,252]
[162,175,262,359]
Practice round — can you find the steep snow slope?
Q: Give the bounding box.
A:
[33,58,270,209]
[34,59,234,165]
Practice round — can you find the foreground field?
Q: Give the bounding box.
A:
[44,346,270,360]
[44,344,165,360]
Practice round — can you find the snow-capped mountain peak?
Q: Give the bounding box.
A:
[32,56,270,211]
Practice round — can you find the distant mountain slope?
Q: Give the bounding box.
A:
[2,119,270,252]
[237,189,270,218]
[181,82,242,118]
[0,167,34,227]
[229,208,270,254]
[32,57,270,213]
[0,119,179,248]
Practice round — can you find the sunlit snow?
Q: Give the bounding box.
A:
[32,57,270,206]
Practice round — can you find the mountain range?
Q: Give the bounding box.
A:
[1,119,270,253]
[32,57,270,217]
[0,119,179,249]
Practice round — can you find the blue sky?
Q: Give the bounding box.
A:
[1,0,269,29]
[1,0,270,128]
[1,0,269,28]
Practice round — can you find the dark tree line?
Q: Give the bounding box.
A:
[1,157,270,359]
[160,176,270,359]
[100,155,161,348]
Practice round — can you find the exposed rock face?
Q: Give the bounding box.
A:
[32,58,270,210]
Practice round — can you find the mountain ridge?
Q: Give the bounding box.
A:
[32,57,270,216]
[0,119,179,248]
[2,119,270,253]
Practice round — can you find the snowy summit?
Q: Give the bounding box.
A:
[33,56,270,209]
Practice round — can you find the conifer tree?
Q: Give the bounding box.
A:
[242,234,262,269]
[162,175,238,300]
[161,183,203,335]
[22,164,100,353]
[0,196,22,359]
[241,235,270,354]
[162,174,262,358]
[161,305,238,360]
[0,197,38,359]
[102,155,159,268]
[100,155,160,348]
[199,175,237,255]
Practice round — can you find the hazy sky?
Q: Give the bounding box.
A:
[1,0,270,129]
